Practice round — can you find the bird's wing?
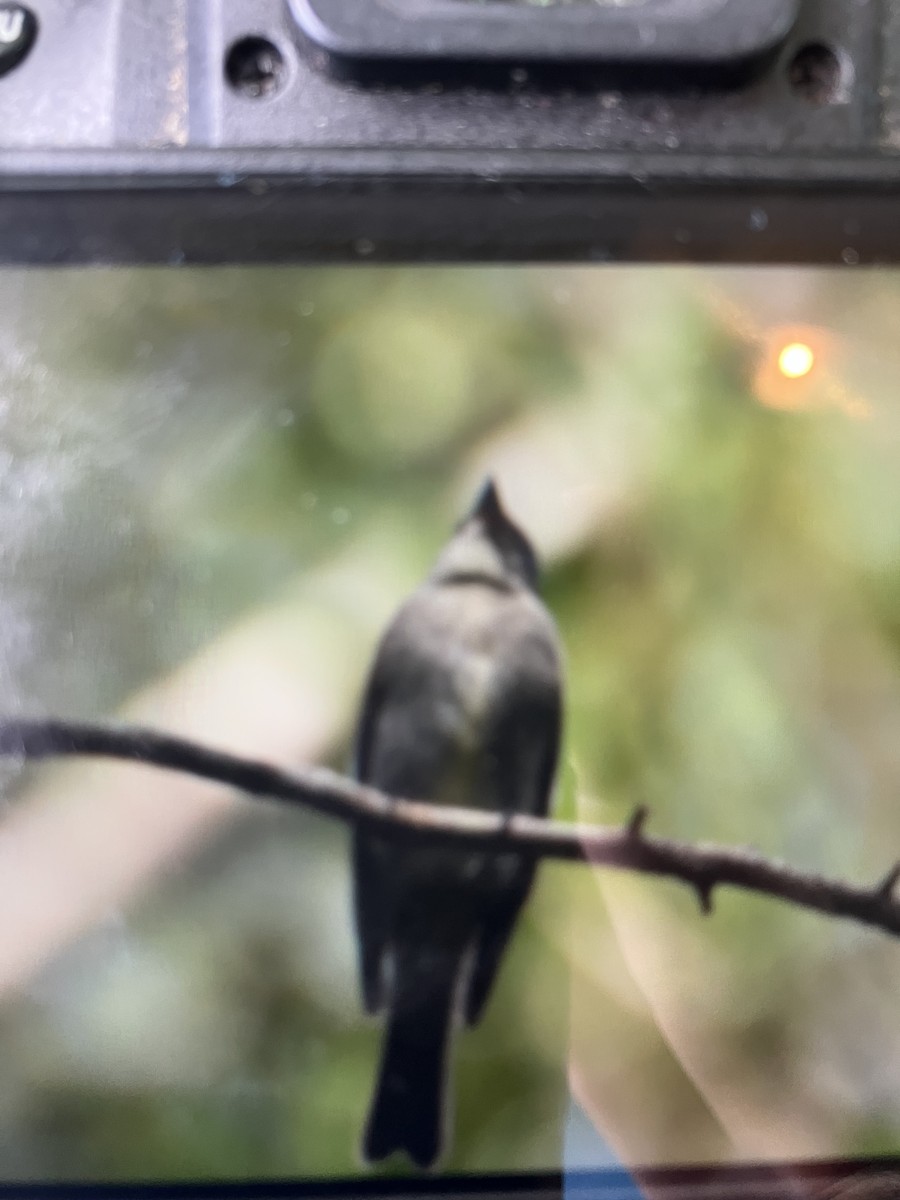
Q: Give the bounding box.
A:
[352,668,395,1015]
[351,605,455,1014]
[353,832,393,1014]
[464,642,562,1025]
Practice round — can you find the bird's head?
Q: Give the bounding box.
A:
[431,479,540,593]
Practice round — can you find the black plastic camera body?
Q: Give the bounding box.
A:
[0,1,897,265]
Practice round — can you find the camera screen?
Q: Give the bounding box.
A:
[1,265,897,1187]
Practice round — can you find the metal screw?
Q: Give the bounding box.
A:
[788,42,845,105]
[225,36,285,99]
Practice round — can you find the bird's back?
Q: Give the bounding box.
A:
[352,486,563,1168]
[357,577,560,814]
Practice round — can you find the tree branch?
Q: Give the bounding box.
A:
[1,717,899,938]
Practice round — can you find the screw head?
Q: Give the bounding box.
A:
[225,36,286,98]
[788,41,846,105]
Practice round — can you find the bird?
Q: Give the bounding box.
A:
[351,478,563,1169]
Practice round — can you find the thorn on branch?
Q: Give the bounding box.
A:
[877,862,900,900]
[626,805,649,840]
[696,878,715,916]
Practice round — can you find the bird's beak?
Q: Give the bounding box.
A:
[468,477,505,525]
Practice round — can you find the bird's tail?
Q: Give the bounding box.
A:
[363,945,462,1170]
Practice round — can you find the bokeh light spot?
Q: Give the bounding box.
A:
[778,342,815,380]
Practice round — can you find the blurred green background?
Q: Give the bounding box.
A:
[0,266,900,1181]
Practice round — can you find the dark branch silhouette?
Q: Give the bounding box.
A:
[1,716,899,938]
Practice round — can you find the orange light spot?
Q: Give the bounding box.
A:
[778,341,816,379]
[755,326,831,413]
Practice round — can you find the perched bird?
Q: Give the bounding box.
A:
[352,479,562,1169]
